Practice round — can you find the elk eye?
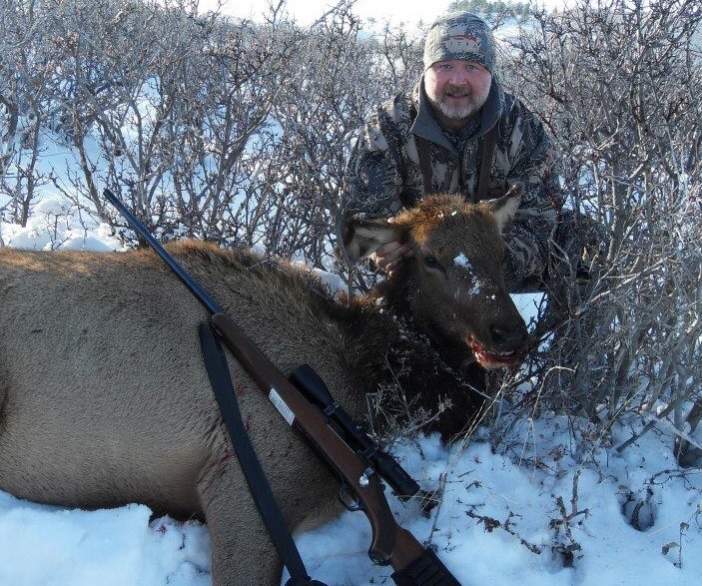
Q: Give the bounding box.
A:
[423,255,442,270]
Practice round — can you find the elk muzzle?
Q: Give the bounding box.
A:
[466,303,529,370]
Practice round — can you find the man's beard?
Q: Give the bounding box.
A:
[428,86,489,120]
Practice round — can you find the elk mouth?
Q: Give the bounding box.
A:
[468,336,522,369]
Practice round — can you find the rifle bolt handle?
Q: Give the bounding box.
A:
[359,466,375,487]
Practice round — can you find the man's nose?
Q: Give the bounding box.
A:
[448,69,471,85]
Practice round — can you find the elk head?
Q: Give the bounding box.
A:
[343,189,529,369]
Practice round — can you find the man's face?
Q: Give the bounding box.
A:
[424,60,492,122]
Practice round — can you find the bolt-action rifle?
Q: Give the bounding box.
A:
[104,188,461,585]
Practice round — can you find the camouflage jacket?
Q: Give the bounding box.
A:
[339,77,564,291]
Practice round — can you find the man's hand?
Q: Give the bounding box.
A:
[371,241,414,274]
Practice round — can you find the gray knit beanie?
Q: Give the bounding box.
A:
[423,12,496,72]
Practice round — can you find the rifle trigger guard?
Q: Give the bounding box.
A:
[338,482,362,512]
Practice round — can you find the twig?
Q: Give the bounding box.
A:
[616,391,697,452]
[466,510,542,555]
[425,473,448,547]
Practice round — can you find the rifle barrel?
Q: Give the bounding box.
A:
[103,189,223,315]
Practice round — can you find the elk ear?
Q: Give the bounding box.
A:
[342,217,405,262]
[484,185,522,233]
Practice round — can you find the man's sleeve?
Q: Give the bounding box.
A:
[338,110,405,235]
[502,102,564,291]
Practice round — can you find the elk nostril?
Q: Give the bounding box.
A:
[490,325,509,345]
[490,325,526,348]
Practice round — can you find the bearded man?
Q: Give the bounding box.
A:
[339,11,570,293]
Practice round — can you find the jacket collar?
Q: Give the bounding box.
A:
[410,75,504,155]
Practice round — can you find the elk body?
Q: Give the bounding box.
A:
[0,194,527,585]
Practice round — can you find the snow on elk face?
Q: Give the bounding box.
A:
[344,190,529,369]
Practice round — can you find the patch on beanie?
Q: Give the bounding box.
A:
[444,33,483,54]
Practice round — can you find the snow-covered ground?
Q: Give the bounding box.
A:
[292,417,702,586]
[0,498,211,586]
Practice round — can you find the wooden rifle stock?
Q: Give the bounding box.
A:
[211,313,424,568]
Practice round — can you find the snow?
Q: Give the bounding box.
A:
[0,495,211,586]
[1,194,123,252]
[453,253,485,296]
[283,417,702,585]
[453,252,473,270]
[512,292,544,329]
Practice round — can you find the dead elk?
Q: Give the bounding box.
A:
[0,193,528,585]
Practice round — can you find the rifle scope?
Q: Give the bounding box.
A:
[289,364,420,499]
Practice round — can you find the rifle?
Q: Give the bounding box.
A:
[103,188,460,585]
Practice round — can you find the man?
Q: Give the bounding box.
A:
[338,11,566,293]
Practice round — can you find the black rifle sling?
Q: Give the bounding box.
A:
[198,322,326,586]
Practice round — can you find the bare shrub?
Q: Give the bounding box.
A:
[494,0,702,458]
[0,0,55,226]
